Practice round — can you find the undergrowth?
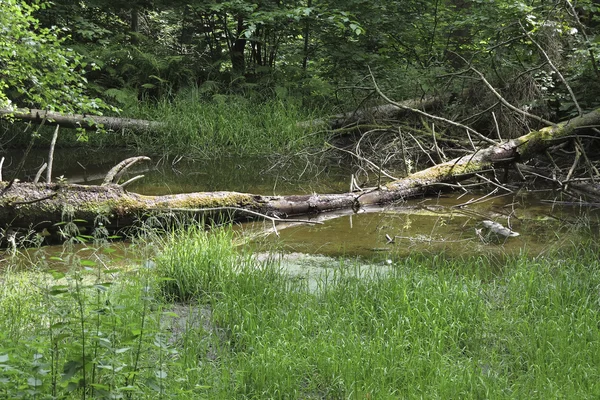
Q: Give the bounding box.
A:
[1,228,599,398]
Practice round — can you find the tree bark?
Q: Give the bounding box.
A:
[2,108,598,232]
[0,108,164,132]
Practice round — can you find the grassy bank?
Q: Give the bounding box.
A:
[125,89,327,156]
[1,89,329,157]
[1,228,599,398]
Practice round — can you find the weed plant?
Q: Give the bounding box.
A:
[1,228,599,398]
[153,225,241,302]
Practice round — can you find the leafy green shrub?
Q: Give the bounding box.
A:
[0,255,176,399]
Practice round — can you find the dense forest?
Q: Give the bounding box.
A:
[3,0,600,133]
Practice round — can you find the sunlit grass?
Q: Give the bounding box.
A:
[1,229,599,398]
[125,88,327,156]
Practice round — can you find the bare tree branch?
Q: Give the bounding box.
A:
[368,67,499,145]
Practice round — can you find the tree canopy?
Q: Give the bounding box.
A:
[0,0,113,114]
[2,0,600,132]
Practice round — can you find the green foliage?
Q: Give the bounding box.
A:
[0,254,169,398]
[0,0,114,113]
[208,245,600,398]
[124,87,327,155]
[1,233,600,397]
[153,225,240,302]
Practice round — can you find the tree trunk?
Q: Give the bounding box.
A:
[2,108,598,233]
[297,97,445,130]
[231,16,247,75]
[0,108,164,132]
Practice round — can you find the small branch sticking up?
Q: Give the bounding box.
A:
[407,131,437,166]
[431,123,446,162]
[119,175,145,189]
[34,163,47,183]
[469,65,556,126]
[326,143,399,181]
[103,156,151,186]
[565,0,600,82]
[0,157,4,181]
[492,112,502,141]
[46,125,60,183]
[164,206,323,225]
[520,22,583,117]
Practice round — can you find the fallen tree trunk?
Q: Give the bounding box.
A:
[298,97,444,130]
[0,108,164,132]
[1,108,599,233]
[2,98,441,134]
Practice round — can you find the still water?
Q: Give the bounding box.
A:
[2,149,598,264]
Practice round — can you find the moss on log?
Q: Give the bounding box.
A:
[1,108,599,232]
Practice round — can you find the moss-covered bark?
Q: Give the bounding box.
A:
[2,108,599,232]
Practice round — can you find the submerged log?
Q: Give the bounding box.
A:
[1,108,599,233]
[0,108,164,132]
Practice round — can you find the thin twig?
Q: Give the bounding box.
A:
[103,156,151,186]
[453,188,501,208]
[0,156,4,181]
[368,66,499,145]
[46,125,60,183]
[12,193,57,206]
[492,112,502,141]
[475,173,513,192]
[163,207,323,225]
[574,138,599,181]
[565,0,600,81]
[119,175,145,188]
[407,131,437,166]
[0,125,40,197]
[465,129,476,151]
[565,144,581,189]
[431,123,445,162]
[34,163,47,183]
[469,65,556,126]
[521,22,582,116]
[326,142,399,181]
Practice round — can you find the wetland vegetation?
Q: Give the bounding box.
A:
[2,0,600,398]
[1,227,600,398]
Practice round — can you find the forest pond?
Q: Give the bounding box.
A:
[5,148,599,264]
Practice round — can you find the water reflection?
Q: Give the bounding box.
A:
[2,149,599,262]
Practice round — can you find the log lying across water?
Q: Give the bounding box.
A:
[1,108,599,232]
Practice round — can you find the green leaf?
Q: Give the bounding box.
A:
[27,377,43,387]
[115,347,131,354]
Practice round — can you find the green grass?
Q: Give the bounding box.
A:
[1,229,600,398]
[0,88,329,156]
[123,88,327,156]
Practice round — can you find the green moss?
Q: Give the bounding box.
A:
[149,192,258,210]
